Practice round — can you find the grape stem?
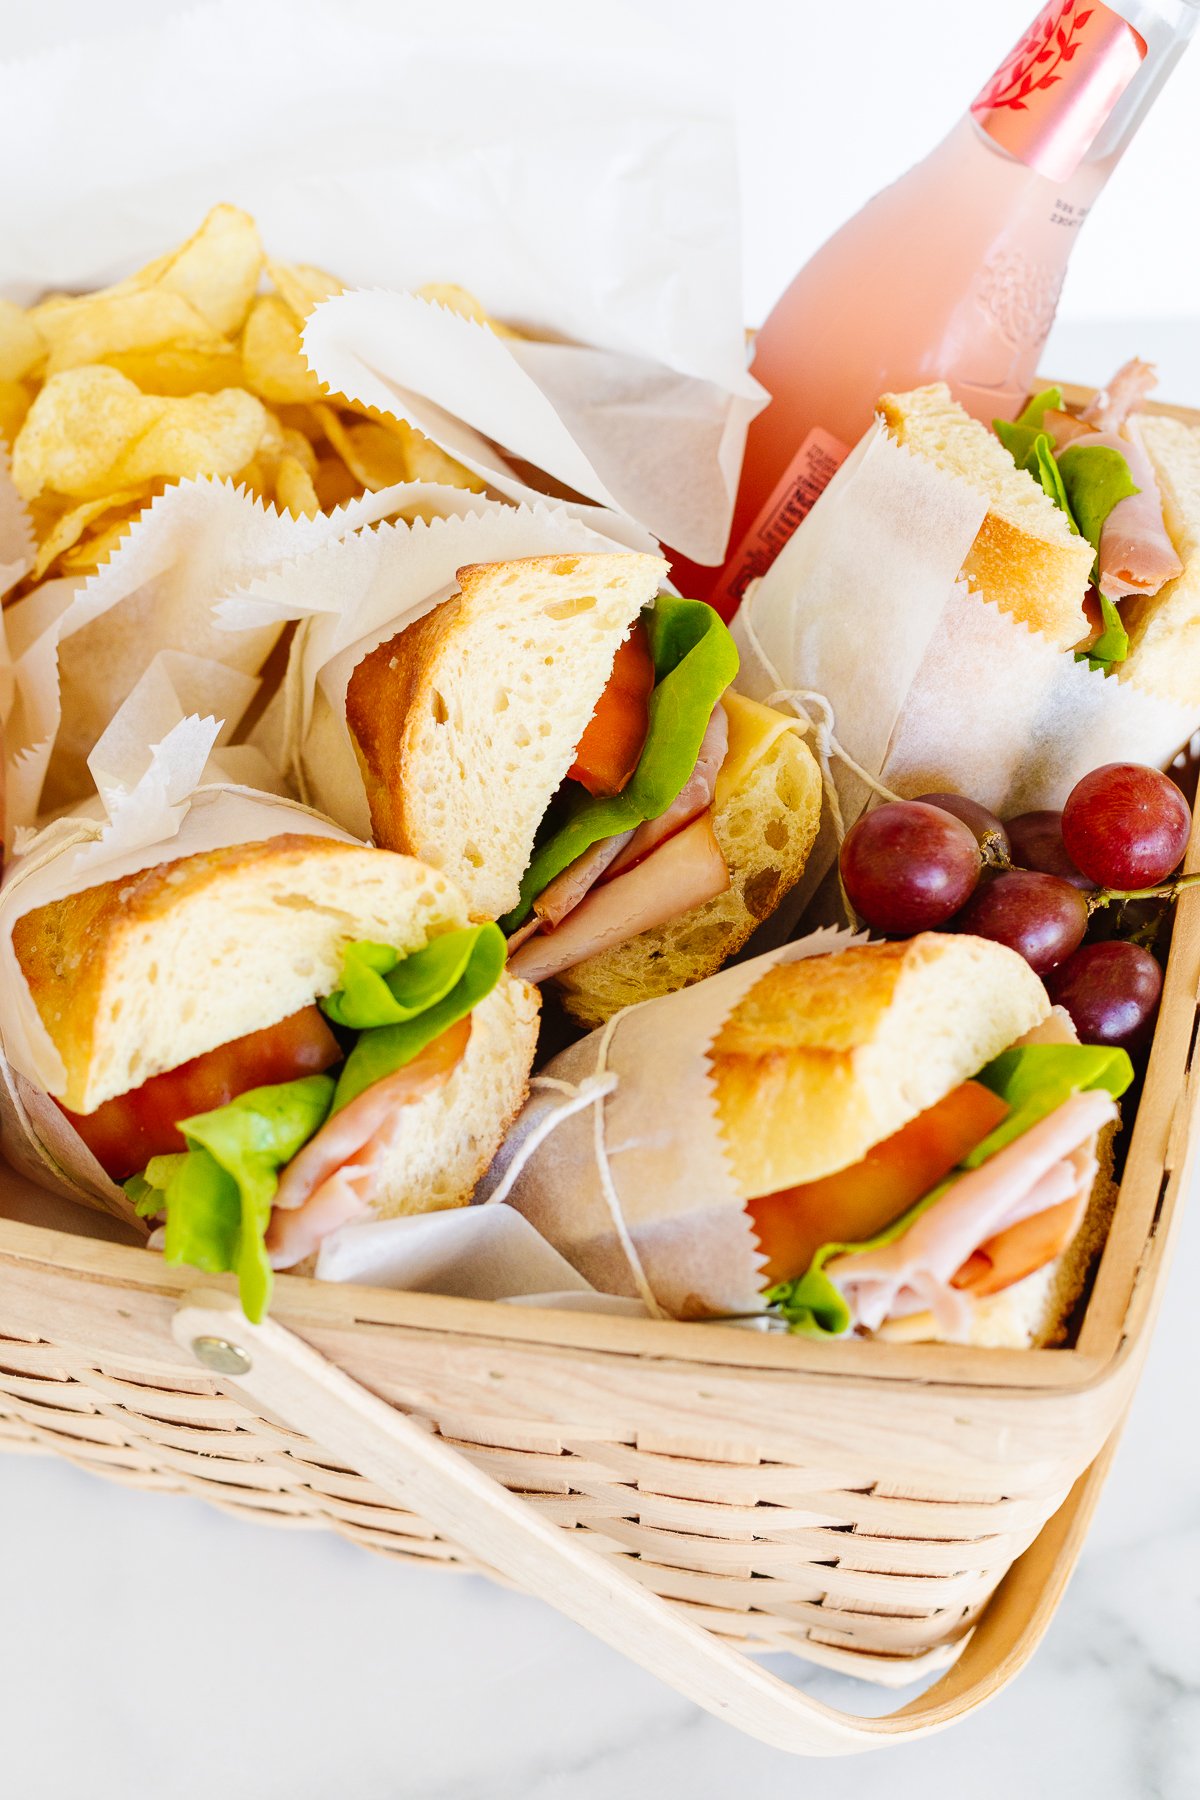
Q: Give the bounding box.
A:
[1086,871,1200,914]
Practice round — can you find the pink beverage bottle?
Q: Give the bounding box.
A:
[693,0,1198,618]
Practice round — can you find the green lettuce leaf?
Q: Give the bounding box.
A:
[766,1042,1134,1337]
[128,1075,336,1322]
[1057,444,1140,564]
[1080,590,1131,675]
[1033,435,1076,523]
[125,923,508,1318]
[333,920,506,1111]
[321,925,489,1030]
[500,596,739,931]
[993,387,1064,469]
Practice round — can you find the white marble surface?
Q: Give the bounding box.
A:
[1,1152,1197,1800]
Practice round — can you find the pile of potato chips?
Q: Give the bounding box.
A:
[0,205,496,585]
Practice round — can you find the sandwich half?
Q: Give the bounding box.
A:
[881,372,1200,699]
[715,934,1130,1347]
[12,833,539,1316]
[346,550,822,1026]
[878,381,1094,650]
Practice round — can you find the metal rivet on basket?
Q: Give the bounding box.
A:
[191,1335,252,1375]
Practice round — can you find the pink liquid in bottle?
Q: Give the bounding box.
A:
[682,0,1197,618]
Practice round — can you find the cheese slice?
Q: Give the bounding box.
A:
[714,691,800,808]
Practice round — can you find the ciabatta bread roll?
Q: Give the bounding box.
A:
[877,383,1094,651]
[503,933,1127,1349]
[347,551,822,1024]
[12,834,539,1297]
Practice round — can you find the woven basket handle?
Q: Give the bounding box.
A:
[173,1291,1113,1756]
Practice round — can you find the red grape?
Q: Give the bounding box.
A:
[1045,940,1163,1050]
[1062,763,1191,890]
[955,871,1088,974]
[1005,810,1090,890]
[914,792,1010,860]
[840,802,981,935]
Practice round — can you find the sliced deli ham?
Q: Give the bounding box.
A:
[508,811,730,984]
[1080,357,1158,433]
[606,703,729,880]
[521,701,730,938]
[823,1088,1117,1339]
[266,1017,471,1268]
[531,829,636,931]
[1058,423,1183,603]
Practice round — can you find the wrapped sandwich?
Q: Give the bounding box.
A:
[499,933,1131,1346]
[346,549,822,1025]
[882,363,1200,695]
[4,831,539,1318]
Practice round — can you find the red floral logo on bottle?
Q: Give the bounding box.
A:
[973,1,1098,115]
[971,0,1146,183]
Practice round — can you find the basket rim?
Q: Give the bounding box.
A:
[2,383,1196,1401]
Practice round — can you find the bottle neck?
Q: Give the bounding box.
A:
[968,0,1197,185]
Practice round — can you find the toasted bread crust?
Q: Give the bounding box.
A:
[344,551,666,918]
[347,601,463,860]
[13,833,467,1113]
[877,384,1093,651]
[708,933,1050,1199]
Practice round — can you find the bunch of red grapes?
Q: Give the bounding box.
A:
[840,762,1194,1051]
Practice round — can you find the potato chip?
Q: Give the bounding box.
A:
[241,295,325,404]
[131,203,263,337]
[31,488,146,580]
[312,456,364,511]
[312,407,405,491]
[95,344,245,396]
[58,509,141,575]
[0,379,32,451]
[266,258,343,324]
[233,458,271,502]
[384,415,486,491]
[0,300,45,383]
[279,424,318,479]
[37,288,230,377]
[275,453,321,519]
[315,403,484,495]
[415,282,521,339]
[12,366,268,500]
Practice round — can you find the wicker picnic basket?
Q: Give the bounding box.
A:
[1,394,1197,1756]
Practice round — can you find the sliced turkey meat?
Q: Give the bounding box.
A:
[605,703,729,880]
[1080,357,1158,432]
[823,1087,1117,1339]
[1057,423,1182,602]
[531,829,636,931]
[508,811,729,984]
[266,1017,471,1268]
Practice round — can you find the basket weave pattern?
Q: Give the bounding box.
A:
[0,1319,1070,1669]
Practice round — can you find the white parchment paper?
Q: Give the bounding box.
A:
[490,927,860,1319]
[1,474,459,838]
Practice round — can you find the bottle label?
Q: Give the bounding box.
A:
[971,0,1146,184]
[712,428,849,617]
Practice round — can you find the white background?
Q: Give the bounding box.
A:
[4,0,1198,330]
[1,4,1199,1797]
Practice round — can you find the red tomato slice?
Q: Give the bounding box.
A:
[951,1195,1082,1298]
[60,1005,342,1183]
[567,617,655,797]
[748,1080,1010,1286]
